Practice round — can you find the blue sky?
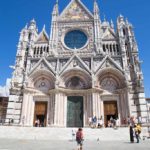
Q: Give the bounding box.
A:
[0,0,150,97]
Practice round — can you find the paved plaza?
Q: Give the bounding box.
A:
[0,139,150,150]
[0,126,149,150]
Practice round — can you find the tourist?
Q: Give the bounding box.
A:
[35,119,40,127]
[134,123,142,143]
[129,124,134,143]
[110,116,114,127]
[97,118,101,128]
[88,117,92,127]
[116,118,120,128]
[37,119,40,127]
[76,128,84,150]
[100,116,103,128]
[127,116,130,126]
[92,116,97,128]
[129,116,135,143]
[35,119,38,127]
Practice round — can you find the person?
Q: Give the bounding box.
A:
[76,128,84,150]
[110,116,114,127]
[92,116,97,128]
[35,119,38,127]
[100,116,103,128]
[129,116,135,143]
[97,118,101,128]
[134,123,142,143]
[116,118,120,128]
[129,124,134,143]
[35,119,40,127]
[37,119,40,127]
[127,116,130,126]
[107,120,111,127]
[88,117,92,127]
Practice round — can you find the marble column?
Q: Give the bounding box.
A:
[92,92,101,118]
[21,93,29,126]
[54,93,66,127]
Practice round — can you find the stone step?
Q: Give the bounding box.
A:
[0,126,149,141]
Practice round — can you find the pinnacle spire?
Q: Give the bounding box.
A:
[42,24,46,30]
[52,0,59,15]
[111,19,114,29]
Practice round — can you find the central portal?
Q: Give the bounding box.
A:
[67,96,83,127]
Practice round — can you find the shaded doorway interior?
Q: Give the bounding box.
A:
[34,102,47,127]
[67,96,83,127]
[104,101,118,127]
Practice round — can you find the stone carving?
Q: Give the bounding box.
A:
[61,1,90,21]
[34,78,52,93]
[65,76,85,89]
[100,77,118,92]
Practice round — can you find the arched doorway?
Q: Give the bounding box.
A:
[60,69,92,127]
[96,68,127,127]
[26,70,55,127]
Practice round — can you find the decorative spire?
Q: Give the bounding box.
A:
[94,0,99,14]
[30,18,36,24]
[103,14,106,21]
[52,0,59,16]
[110,19,114,29]
[24,23,28,29]
[119,14,124,21]
[42,24,46,31]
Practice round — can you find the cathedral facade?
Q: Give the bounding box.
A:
[6,0,147,127]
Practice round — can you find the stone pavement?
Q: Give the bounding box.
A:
[0,139,150,150]
[0,126,149,150]
[0,126,149,141]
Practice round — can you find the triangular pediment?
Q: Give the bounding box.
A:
[95,55,123,74]
[35,29,49,43]
[59,54,91,75]
[102,28,117,40]
[60,0,93,21]
[29,58,55,76]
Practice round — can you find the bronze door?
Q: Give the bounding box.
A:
[34,102,47,127]
[67,96,83,127]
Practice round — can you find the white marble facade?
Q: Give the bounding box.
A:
[6,0,148,127]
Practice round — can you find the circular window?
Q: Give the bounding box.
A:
[64,30,88,49]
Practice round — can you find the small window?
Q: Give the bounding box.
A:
[47,47,49,53]
[34,47,36,55]
[28,33,32,41]
[123,28,126,36]
[103,45,106,52]
[110,45,112,52]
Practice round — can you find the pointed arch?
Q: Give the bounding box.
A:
[59,68,92,89]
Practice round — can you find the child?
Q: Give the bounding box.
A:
[76,128,84,150]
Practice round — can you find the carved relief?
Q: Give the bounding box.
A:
[65,76,86,89]
[61,1,90,21]
[100,78,118,92]
[34,77,53,93]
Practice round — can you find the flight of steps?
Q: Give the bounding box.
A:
[0,126,149,141]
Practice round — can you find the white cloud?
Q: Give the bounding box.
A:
[0,78,11,97]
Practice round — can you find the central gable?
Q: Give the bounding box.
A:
[60,0,93,21]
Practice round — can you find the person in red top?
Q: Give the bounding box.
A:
[76,128,84,150]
